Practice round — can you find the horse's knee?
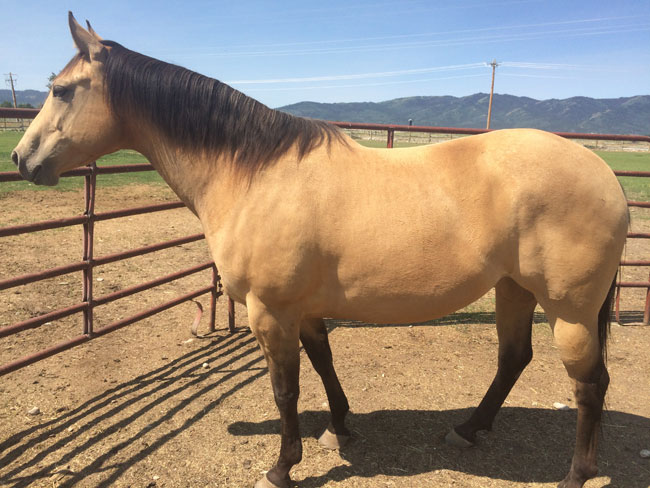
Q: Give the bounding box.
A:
[273,388,299,410]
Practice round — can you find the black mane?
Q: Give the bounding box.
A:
[100,40,342,174]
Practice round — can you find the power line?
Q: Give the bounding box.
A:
[227,63,485,85]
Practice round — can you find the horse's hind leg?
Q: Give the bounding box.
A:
[447,277,537,446]
[553,316,609,488]
[300,318,351,449]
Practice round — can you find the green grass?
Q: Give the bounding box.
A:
[595,150,650,201]
[2,131,648,201]
[0,131,162,193]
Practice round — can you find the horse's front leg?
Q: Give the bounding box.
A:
[247,294,302,488]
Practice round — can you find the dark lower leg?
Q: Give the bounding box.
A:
[266,355,302,487]
[454,279,536,443]
[300,319,350,436]
[559,366,609,488]
[454,340,532,442]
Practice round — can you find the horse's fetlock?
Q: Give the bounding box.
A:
[563,459,598,488]
[266,468,291,488]
[453,423,479,444]
[283,438,303,465]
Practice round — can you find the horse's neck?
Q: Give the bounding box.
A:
[128,125,232,219]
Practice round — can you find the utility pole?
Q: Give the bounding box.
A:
[5,73,24,129]
[486,60,499,129]
[7,73,18,108]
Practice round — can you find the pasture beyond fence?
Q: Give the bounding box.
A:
[1,108,649,377]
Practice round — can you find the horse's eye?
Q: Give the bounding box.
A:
[52,85,69,98]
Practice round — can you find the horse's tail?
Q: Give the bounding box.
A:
[598,277,617,365]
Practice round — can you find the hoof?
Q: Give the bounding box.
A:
[254,473,286,488]
[445,428,474,448]
[318,426,350,450]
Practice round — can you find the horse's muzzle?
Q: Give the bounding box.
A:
[12,150,46,185]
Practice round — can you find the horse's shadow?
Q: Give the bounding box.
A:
[229,407,650,487]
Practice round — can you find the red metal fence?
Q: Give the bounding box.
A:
[1,110,648,377]
[0,161,236,376]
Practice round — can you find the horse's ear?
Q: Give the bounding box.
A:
[68,12,106,61]
[86,20,103,41]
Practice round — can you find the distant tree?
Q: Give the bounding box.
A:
[18,103,34,109]
[47,72,57,90]
[0,101,12,108]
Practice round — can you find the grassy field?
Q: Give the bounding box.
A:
[356,139,423,148]
[594,150,650,201]
[1,131,648,200]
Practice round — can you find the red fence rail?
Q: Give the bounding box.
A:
[0,157,234,376]
[1,110,648,377]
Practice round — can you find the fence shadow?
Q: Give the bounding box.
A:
[616,310,647,325]
[326,311,549,329]
[0,329,267,488]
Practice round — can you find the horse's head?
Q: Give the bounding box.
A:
[12,13,123,186]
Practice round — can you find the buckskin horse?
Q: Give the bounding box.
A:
[11,13,629,488]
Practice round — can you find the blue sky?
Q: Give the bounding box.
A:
[2,0,649,108]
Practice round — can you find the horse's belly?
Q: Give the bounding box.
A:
[312,263,500,324]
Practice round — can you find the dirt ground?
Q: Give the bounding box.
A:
[1,186,649,488]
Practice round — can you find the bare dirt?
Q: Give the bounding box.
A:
[1,186,649,488]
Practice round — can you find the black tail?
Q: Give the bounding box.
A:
[598,278,616,365]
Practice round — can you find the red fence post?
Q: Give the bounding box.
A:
[387,128,394,148]
[643,268,650,325]
[209,265,218,333]
[615,283,622,324]
[228,297,236,333]
[82,162,97,335]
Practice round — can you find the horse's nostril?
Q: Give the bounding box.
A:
[11,150,19,166]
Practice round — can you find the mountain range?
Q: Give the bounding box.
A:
[2,89,648,135]
[0,89,48,107]
[280,94,650,135]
